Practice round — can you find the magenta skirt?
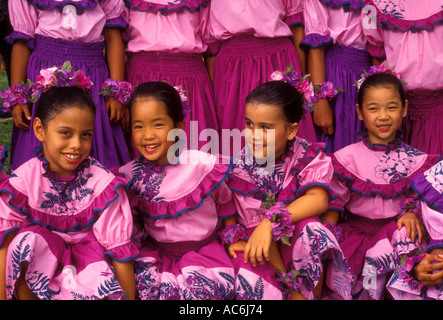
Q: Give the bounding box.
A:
[402,89,443,154]
[126,51,218,153]
[213,35,316,157]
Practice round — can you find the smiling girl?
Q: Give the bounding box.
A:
[119,81,236,300]
[0,65,139,300]
[323,67,443,299]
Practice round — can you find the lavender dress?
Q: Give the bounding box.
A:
[227,136,353,300]
[119,150,236,300]
[0,150,139,300]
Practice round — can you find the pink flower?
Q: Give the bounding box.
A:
[270,71,286,81]
[36,66,58,86]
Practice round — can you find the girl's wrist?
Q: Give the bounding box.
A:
[264,203,295,246]
[398,198,422,220]
[220,223,248,246]
[99,78,133,105]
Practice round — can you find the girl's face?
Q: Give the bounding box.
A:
[131,98,183,165]
[34,105,95,177]
[356,86,408,146]
[245,102,298,160]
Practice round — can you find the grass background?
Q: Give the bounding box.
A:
[0,71,13,173]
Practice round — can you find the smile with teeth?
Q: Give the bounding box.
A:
[144,144,160,152]
[378,124,391,131]
[64,153,81,163]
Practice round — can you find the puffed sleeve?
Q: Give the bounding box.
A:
[300,0,333,49]
[296,151,334,200]
[199,3,220,56]
[6,0,38,47]
[282,0,304,26]
[211,181,236,219]
[92,183,139,262]
[0,181,27,246]
[100,0,128,29]
[360,4,385,59]
[327,171,352,213]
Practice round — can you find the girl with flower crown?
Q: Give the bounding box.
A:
[221,69,353,300]
[322,67,442,300]
[118,81,236,300]
[0,66,139,300]
[301,0,372,154]
[362,0,443,155]
[206,0,317,158]
[5,0,131,170]
[122,0,218,153]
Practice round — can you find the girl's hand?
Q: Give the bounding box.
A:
[244,219,273,267]
[397,212,425,243]
[415,250,443,286]
[312,98,334,136]
[227,240,247,259]
[106,96,125,124]
[12,103,31,130]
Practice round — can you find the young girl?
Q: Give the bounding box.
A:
[6,0,131,170]
[223,73,353,300]
[123,0,218,152]
[323,68,442,300]
[362,0,443,154]
[387,159,443,300]
[118,81,236,300]
[302,0,372,153]
[207,0,317,156]
[0,67,138,300]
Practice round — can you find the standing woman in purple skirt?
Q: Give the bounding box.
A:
[6,0,131,170]
[207,0,317,158]
[123,0,218,153]
[302,0,372,153]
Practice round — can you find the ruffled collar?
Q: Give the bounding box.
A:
[36,146,90,182]
[320,0,364,10]
[124,0,208,15]
[358,131,404,152]
[26,0,99,15]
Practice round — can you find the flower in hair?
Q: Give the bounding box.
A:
[100,79,134,105]
[354,63,407,91]
[173,85,191,116]
[270,65,342,114]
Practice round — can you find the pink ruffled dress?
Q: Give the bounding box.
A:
[387,160,443,300]
[362,0,443,154]
[227,137,353,300]
[0,150,139,300]
[329,132,442,299]
[119,150,236,300]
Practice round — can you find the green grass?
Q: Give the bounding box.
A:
[0,72,13,173]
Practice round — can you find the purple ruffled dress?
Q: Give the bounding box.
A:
[227,136,353,300]
[0,150,139,300]
[6,0,131,170]
[119,150,236,300]
[328,132,442,299]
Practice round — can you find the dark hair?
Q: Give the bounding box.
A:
[357,72,406,108]
[128,81,184,126]
[35,86,96,127]
[246,80,305,123]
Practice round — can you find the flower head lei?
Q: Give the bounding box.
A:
[270,65,343,114]
[172,84,191,117]
[354,63,407,91]
[0,61,93,113]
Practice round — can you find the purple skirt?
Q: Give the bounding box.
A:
[6,224,125,300]
[133,233,236,300]
[338,214,423,299]
[125,51,218,152]
[318,44,372,153]
[213,35,316,157]
[402,89,443,154]
[10,35,130,170]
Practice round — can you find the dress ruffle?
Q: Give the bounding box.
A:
[411,173,443,213]
[131,156,233,219]
[124,0,208,15]
[331,153,442,199]
[320,0,364,10]
[25,0,98,14]
[228,142,330,202]
[300,33,333,49]
[105,242,140,262]
[0,176,131,232]
[363,0,443,32]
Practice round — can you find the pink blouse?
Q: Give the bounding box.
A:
[329,134,442,220]
[302,0,368,50]
[119,150,236,243]
[228,137,333,229]
[208,0,303,41]
[362,0,443,91]
[0,155,138,261]
[8,0,126,44]
[123,0,213,54]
